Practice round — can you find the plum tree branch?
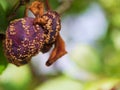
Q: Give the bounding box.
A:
[56,0,74,15]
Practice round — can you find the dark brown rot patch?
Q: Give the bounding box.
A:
[4,17,44,66]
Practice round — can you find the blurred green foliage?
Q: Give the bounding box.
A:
[0,0,120,90]
[0,40,7,74]
[36,76,83,90]
[0,1,8,33]
[0,65,32,90]
[70,44,102,74]
[65,0,91,14]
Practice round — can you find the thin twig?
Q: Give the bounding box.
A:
[45,0,51,10]
[8,0,30,21]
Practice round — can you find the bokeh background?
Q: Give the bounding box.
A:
[0,0,120,90]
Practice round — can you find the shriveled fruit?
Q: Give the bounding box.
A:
[4,17,44,66]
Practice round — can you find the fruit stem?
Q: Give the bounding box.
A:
[45,0,51,10]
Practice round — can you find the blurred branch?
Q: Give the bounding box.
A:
[27,63,61,90]
[27,63,48,90]
[8,0,30,21]
[45,0,51,10]
[56,0,74,15]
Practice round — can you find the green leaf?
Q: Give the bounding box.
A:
[0,4,8,33]
[0,0,19,15]
[0,0,23,33]
[15,6,26,19]
[49,0,60,10]
[0,0,11,14]
[0,40,8,74]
